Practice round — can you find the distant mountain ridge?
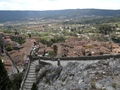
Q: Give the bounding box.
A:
[0,9,120,23]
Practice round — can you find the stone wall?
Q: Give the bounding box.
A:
[34,54,120,61]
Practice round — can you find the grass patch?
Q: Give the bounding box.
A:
[91,81,96,89]
[112,82,117,89]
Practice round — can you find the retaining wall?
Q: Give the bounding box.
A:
[32,54,120,61]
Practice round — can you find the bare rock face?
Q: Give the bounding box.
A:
[37,58,120,90]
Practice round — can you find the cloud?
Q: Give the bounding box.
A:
[0,0,120,10]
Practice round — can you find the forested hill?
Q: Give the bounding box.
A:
[0,9,120,23]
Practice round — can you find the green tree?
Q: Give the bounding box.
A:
[48,51,55,57]
[31,82,38,90]
[98,25,112,35]
[5,45,13,51]
[0,59,13,90]
[40,36,65,47]
[53,45,58,57]
[18,38,24,45]
[115,24,118,27]
[11,73,23,90]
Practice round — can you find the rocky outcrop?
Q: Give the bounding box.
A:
[37,58,120,90]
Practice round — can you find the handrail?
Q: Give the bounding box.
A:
[19,55,32,90]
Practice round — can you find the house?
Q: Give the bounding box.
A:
[50,37,120,57]
[1,36,36,73]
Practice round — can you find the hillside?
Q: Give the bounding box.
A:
[36,58,120,90]
[0,9,120,23]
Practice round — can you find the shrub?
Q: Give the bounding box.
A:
[48,51,55,57]
[5,45,13,51]
[91,81,96,89]
[11,72,24,90]
[18,38,25,45]
[31,82,38,90]
[112,82,117,89]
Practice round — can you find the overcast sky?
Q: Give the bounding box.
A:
[0,0,120,10]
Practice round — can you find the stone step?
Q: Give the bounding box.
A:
[26,77,36,81]
[30,65,37,67]
[29,71,35,74]
[22,60,39,90]
[23,85,32,90]
[28,73,36,75]
[30,67,36,70]
[24,82,34,86]
[31,61,38,63]
[30,66,35,68]
[29,69,35,72]
[30,65,35,67]
[31,63,39,66]
[31,61,39,65]
[31,63,37,66]
[23,87,31,90]
[27,75,36,78]
[25,80,36,83]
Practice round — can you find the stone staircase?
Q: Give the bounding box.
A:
[23,60,39,90]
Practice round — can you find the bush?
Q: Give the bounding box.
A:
[18,38,25,45]
[40,36,65,46]
[48,51,55,57]
[91,81,96,89]
[112,82,117,89]
[11,73,24,90]
[5,45,13,51]
[31,82,38,90]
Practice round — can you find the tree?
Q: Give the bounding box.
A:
[5,45,13,51]
[15,31,19,35]
[48,51,55,57]
[18,38,24,45]
[11,73,23,90]
[28,33,31,38]
[115,24,118,28]
[98,25,112,35]
[53,45,58,57]
[0,59,13,90]
[31,83,38,90]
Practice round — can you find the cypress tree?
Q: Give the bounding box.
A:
[0,58,13,90]
[31,82,38,90]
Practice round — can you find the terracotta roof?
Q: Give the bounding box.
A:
[3,38,36,72]
[53,38,120,57]
[2,56,12,66]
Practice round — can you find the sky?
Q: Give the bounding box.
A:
[0,0,120,10]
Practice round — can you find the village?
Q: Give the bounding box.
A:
[1,8,120,90]
[1,25,120,76]
[0,15,120,90]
